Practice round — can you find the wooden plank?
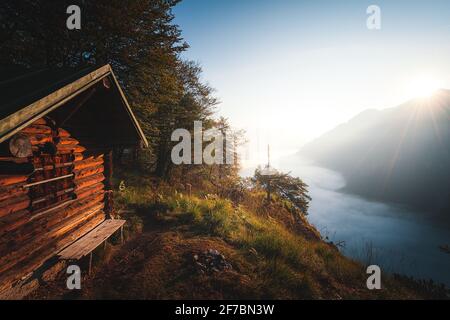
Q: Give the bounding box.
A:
[58,219,125,260]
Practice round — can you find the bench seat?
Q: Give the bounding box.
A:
[58,219,125,260]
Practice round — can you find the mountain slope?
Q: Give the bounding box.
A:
[300,89,450,219]
[26,180,449,299]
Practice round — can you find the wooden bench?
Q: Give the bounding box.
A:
[58,219,126,273]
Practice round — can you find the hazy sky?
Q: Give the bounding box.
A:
[174,0,450,166]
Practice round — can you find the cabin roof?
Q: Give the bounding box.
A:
[0,64,148,147]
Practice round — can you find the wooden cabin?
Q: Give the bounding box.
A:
[0,64,148,298]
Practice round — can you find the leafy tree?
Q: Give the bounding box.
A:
[152,60,218,178]
[0,1,219,180]
[253,169,312,216]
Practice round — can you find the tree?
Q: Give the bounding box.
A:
[0,1,216,178]
[253,169,312,216]
[152,60,218,178]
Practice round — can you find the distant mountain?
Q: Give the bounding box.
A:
[300,89,450,219]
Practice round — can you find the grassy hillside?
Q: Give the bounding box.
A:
[28,173,449,300]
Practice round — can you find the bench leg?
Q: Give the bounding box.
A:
[120,226,124,244]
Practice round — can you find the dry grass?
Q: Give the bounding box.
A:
[27,180,449,300]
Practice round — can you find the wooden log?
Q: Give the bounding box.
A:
[0,157,29,164]
[58,137,79,145]
[0,203,103,255]
[34,161,73,172]
[27,192,102,229]
[0,195,30,218]
[56,203,104,238]
[0,209,29,236]
[28,134,53,146]
[0,175,27,187]
[0,200,104,259]
[26,199,75,223]
[21,125,52,135]
[74,153,83,161]
[9,134,33,158]
[57,144,86,153]
[38,193,103,231]
[0,193,104,255]
[23,173,73,189]
[73,157,103,171]
[0,212,106,289]
[75,183,104,201]
[57,128,71,138]
[74,173,105,190]
[0,210,105,286]
[30,187,75,206]
[0,185,28,202]
[74,165,104,179]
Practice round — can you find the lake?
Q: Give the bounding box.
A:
[270,156,450,286]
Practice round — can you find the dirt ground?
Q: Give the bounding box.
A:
[26,215,259,300]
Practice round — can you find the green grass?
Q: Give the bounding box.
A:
[112,181,449,299]
[151,193,365,298]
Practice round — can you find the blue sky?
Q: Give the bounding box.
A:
[174,0,450,166]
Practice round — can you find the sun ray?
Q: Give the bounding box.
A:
[407,75,440,98]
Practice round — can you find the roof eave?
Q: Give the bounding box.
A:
[0,64,148,148]
[109,70,149,148]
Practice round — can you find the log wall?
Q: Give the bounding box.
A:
[0,117,107,293]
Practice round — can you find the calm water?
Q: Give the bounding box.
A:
[275,156,450,286]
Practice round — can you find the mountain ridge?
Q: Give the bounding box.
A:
[300,89,450,220]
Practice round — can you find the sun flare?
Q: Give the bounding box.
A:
[408,76,440,98]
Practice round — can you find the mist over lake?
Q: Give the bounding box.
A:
[275,156,450,287]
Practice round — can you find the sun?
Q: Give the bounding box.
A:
[408,75,440,98]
